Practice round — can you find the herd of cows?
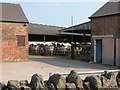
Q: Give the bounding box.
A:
[29,42,91,56]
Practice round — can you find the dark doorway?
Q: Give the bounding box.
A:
[96,40,102,63]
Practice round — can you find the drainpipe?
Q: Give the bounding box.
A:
[114,38,116,66]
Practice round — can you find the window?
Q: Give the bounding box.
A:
[17,36,25,46]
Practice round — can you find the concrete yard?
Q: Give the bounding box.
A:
[0,55,117,83]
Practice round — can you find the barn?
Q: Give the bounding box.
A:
[28,23,91,57]
[1,3,29,61]
[59,22,91,43]
[28,23,63,44]
[90,1,120,66]
[29,22,91,44]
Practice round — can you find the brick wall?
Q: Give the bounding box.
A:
[1,22,28,61]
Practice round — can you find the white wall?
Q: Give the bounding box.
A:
[102,39,114,66]
[116,39,120,67]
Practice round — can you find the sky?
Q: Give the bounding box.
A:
[18,2,108,27]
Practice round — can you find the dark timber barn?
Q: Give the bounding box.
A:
[90,1,120,66]
[1,3,29,61]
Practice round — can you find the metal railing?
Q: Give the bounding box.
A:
[49,69,120,77]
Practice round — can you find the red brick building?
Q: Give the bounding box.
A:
[0,3,29,61]
[90,1,120,66]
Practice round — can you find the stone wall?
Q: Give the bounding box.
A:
[0,70,120,90]
[1,22,28,61]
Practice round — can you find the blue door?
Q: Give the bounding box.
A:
[96,40,102,63]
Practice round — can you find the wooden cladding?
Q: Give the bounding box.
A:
[17,36,25,46]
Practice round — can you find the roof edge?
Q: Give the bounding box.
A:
[0,20,29,23]
[59,21,90,31]
[30,23,64,28]
[0,2,19,5]
[89,13,120,19]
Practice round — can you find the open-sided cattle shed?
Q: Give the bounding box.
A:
[28,23,63,42]
[29,22,91,43]
[59,22,91,43]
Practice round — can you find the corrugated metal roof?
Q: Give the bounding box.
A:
[28,23,64,35]
[59,32,91,36]
[59,21,90,32]
[0,2,28,23]
[89,1,120,18]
